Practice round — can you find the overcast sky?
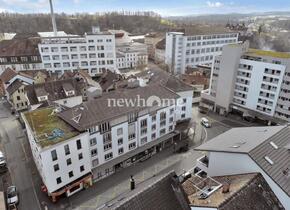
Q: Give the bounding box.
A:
[0,0,290,16]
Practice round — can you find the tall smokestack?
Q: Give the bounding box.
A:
[49,0,57,36]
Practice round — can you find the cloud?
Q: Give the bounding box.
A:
[206,1,224,8]
[1,0,49,10]
[73,0,80,3]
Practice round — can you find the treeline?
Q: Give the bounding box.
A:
[0,11,172,35]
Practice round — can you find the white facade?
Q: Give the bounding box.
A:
[0,62,43,75]
[38,33,116,76]
[176,90,193,121]
[23,116,91,194]
[165,32,239,74]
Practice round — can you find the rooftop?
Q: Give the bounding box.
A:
[195,126,284,153]
[23,107,79,148]
[184,24,236,36]
[99,171,189,210]
[246,48,290,59]
[0,68,17,84]
[6,79,24,95]
[182,173,283,209]
[0,37,40,57]
[58,83,179,131]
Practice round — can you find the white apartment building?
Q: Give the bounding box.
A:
[22,78,193,201]
[38,30,116,76]
[22,107,93,202]
[165,29,239,74]
[194,126,290,209]
[201,41,290,124]
[109,30,148,70]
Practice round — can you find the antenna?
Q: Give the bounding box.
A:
[49,0,58,36]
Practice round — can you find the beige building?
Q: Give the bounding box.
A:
[6,79,29,112]
[144,33,164,61]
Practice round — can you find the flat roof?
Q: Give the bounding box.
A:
[246,48,290,59]
[195,126,284,153]
[24,107,79,148]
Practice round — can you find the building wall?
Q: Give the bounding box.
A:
[176,90,193,121]
[0,62,43,75]
[38,34,116,76]
[40,133,91,193]
[207,152,290,209]
[155,48,165,64]
[10,85,29,111]
[165,32,239,74]
[54,95,83,108]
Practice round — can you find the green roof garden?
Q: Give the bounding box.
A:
[24,107,79,148]
[247,48,290,59]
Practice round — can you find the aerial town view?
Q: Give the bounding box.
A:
[0,0,289,210]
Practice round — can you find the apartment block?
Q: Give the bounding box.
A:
[22,77,193,201]
[165,28,239,74]
[38,29,116,76]
[201,41,290,124]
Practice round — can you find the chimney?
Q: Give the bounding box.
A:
[222,182,230,193]
[130,175,135,190]
[49,0,57,36]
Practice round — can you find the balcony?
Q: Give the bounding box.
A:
[195,155,209,173]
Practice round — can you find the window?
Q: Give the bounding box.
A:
[152,124,156,131]
[90,138,97,146]
[169,117,174,123]
[128,112,138,123]
[99,122,110,133]
[118,138,123,145]
[91,148,98,157]
[89,127,97,134]
[104,152,113,161]
[53,164,59,172]
[183,98,187,103]
[170,108,174,115]
[69,171,74,178]
[56,177,62,184]
[51,150,57,161]
[140,119,147,128]
[160,112,166,120]
[92,159,99,167]
[129,142,136,150]
[169,125,173,131]
[160,128,166,136]
[76,139,82,150]
[64,144,70,155]
[117,128,123,135]
[17,96,20,100]
[182,106,186,111]
[104,143,112,151]
[128,133,136,140]
[118,147,124,155]
[78,153,83,160]
[151,133,156,140]
[181,114,186,118]
[66,158,72,165]
[80,165,85,172]
[141,137,147,144]
[103,132,111,144]
[151,115,156,122]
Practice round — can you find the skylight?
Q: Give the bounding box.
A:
[269,141,278,149]
[264,156,274,165]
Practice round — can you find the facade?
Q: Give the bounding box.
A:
[165,30,239,74]
[38,30,116,76]
[154,38,166,64]
[194,126,290,209]
[144,32,164,60]
[0,38,43,74]
[6,79,29,111]
[201,41,290,123]
[22,107,93,201]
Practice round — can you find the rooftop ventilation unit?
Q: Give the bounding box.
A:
[265,156,274,165]
[270,141,278,149]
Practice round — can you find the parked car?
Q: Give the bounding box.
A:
[7,186,19,206]
[0,151,6,168]
[201,117,211,128]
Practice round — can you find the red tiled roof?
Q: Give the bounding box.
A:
[0,68,17,84]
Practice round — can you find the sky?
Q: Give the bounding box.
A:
[0,0,290,16]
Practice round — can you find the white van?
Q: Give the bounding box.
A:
[201,117,211,128]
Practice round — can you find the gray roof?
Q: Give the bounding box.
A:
[58,84,179,131]
[135,68,193,92]
[6,79,24,95]
[99,171,190,210]
[196,125,290,197]
[195,126,284,153]
[249,126,290,197]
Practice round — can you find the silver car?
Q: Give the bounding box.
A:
[7,186,19,206]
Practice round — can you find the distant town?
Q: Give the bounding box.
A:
[0,0,289,210]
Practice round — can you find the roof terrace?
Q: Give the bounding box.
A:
[24,107,79,148]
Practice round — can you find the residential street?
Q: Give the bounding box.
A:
[0,101,261,210]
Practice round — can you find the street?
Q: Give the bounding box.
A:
[0,101,260,210]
